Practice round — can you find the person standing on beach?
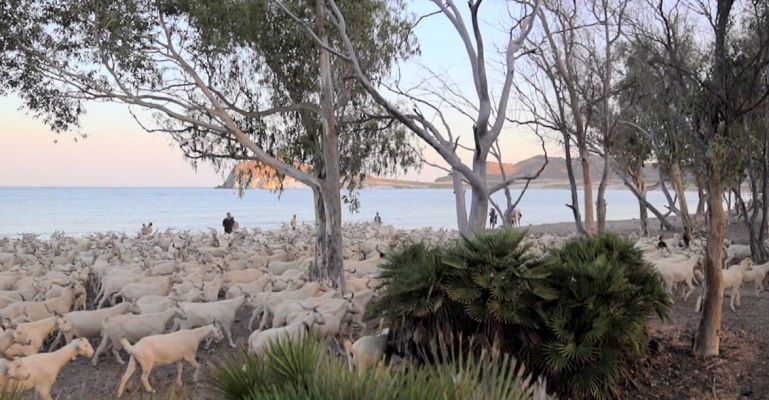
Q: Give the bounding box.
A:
[223,212,236,234]
[374,212,382,225]
[290,215,297,230]
[512,208,522,227]
[489,209,497,228]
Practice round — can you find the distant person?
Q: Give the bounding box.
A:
[290,215,297,230]
[512,208,522,227]
[374,212,382,225]
[489,209,498,228]
[223,212,236,234]
[139,222,152,237]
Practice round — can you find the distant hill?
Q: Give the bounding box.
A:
[216,162,452,189]
[216,161,307,190]
[218,156,661,190]
[435,155,660,188]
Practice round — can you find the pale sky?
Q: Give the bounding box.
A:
[0,1,556,187]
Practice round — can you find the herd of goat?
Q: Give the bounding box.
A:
[635,234,769,312]
[0,223,456,399]
[0,225,765,399]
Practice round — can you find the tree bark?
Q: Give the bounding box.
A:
[693,171,725,357]
[316,0,344,291]
[633,165,649,236]
[452,170,470,235]
[467,157,489,233]
[579,143,596,235]
[611,158,675,231]
[659,170,680,216]
[310,187,326,280]
[564,135,586,235]
[596,150,611,232]
[694,0,734,357]
[671,161,693,245]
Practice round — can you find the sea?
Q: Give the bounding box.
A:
[0,187,700,238]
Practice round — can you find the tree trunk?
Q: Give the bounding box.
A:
[671,161,693,245]
[695,173,707,222]
[452,170,469,235]
[612,158,675,231]
[316,0,344,291]
[564,134,586,235]
[466,159,489,234]
[310,187,326,280]
[693,171,725,357]
[659,170,680,216]
[633,166,649,236]
[579,143,596,235]
[596,150,611,232]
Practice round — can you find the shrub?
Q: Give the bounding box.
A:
[368,230,554,356]
[209,333,542,400]
[369,230,670,400]
[538,233,671,399]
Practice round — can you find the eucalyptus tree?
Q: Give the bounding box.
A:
[516,0,628,236]
[637,0,769,357]
[276,0,543,235]
[2,0,417,288]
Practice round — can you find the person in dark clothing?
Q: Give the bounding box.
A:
[223,212,236,234]
[374,212,382,225]
[489,209,497,228]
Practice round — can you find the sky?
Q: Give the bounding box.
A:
[0,1,556,187]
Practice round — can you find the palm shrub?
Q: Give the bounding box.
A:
[210,333,543,400]
[367,231,554,357]
[442,230,557,354]
[538,233,671,399]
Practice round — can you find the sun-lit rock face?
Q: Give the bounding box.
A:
[219,161,309,190]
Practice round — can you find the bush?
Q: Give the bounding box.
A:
[209,333,541,400]
[368,230,554,356]
[538,233,671,399]
[369,230,671,400]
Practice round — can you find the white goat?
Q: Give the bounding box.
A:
[92,307,183,365]
[116,324,224,396]
[652,256,703,302]
[741,260,769,296]
[52,301,138,347]
[343,328,389,372]
[3,317,57,357]
[5,338,94,400]
[172,296,246,348]
[248,312,325,357]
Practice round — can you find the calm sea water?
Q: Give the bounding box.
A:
[0,187,698,237]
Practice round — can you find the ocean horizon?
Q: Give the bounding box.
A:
[0,186,699,237]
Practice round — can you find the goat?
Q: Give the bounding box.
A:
[247,281,329,330]
[741,260,769,296]
[92,307,184,366]
[652,256,703,302]
[172,296,246,348]
[116,324,224,396]
[248,312,325,357]
[695,260,753,312]
[5,338,94,400]
[343,328,389,372]
[52,302,138,348]
[3,317,57,357]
